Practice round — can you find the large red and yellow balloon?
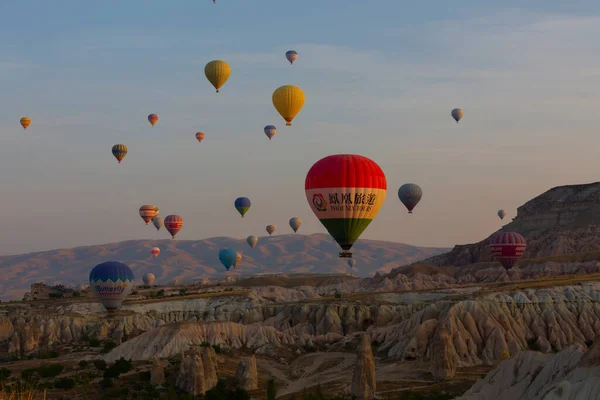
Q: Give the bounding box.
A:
[305,154,387,257]
[139,205,159,225]
[164,215,184,239]
[148,114,159,126]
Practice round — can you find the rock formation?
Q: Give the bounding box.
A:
[425,182,600,266]
[351,335,376,399]
[150,356,164,385]
[458,339,600,399]
[175,348,218,395]
[235,355,258,391]
[429,325,456,379]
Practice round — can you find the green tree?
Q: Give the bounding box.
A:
[267,378,277,400]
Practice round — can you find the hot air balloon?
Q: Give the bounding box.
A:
[247,235,258,248]
[289,217,302,233]
[266,225,275,235]
[150,247,160,258]
[489,231,527,269]
[152,217,163,231]
[305,154,387,258]
[234,197,251,218]
[204,60,231,93]
[20,117,31,130]
[164,215,184,239]
[347,259,356,268]
[286,50,298,65]
[195,132,205,143]
[234,251,242,268]
[112,144,128,164]
[142,272,155,286]
[398,184,422,214]
[272,85,305,126]
[148,114,159,126]
[89,261,135,314]
[451,108,464,123]
[264,125,276,140]
[498,210,506,220]
[219,248,237,271]
[139,205,159,225]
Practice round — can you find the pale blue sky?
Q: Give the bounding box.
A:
[1,1,600,254]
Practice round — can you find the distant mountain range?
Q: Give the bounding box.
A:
[0,233,449,300]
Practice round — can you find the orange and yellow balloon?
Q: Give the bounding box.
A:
[20,117,31,130]
[148,114,159,126]
[195,132,205,143]
[204,60,231,93]
[272,85,305,126]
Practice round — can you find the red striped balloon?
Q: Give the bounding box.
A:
[489,231,526,269]
[164,215,184,239]
[305,154,387,258]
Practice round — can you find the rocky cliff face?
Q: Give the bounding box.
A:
[351,335,376,399]
[458,338,600,400]
[425,182,600,266]
[235,355,258,391]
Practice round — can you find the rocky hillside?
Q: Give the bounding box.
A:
[425,182,600,267]
[458,340,600,399]
[0,233,448,300]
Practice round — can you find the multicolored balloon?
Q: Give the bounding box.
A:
[451,108,464,123]
[142,272,155,286]
[305,154,387,258]
[398,184,422,214]
[89,261,135,313]
[272,85,305,126]
[289,217,302,233]
[286,50,298,65]
[234,251,242,268]
[264,125,276,140]
[347,259,356,268]
[195,132,205,143]
[150,247,160,258]
[139,205,159,225]
[266,225,275,235]
[234,197,251,218]
[148,114,159,126]
[20,117,31,130]
[205,60,231,93]
[112,144,128,164]
[219,248,237,271]
[489,231,527,269]
[152,217,163,231]
[498,210,506,220]
[246,235,258,248]
[164,215,184,239]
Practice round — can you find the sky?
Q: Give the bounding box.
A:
[1,0,600,255]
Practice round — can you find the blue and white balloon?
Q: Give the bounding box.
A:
[89,261,135,313]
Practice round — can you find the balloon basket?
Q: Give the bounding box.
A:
[339,252,352,258]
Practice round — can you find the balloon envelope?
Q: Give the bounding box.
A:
[89,261,135,313]
[289,217,302,233]
[143,272,155,286]
[139,205,159,225]
[348,259,356,268]
[234,197,251,217]
[266,225,275,235]
[219,248,237,271]
[489,231,526,269]
[164,215,184,238]
[451,108,464,123]
[150,247,160,258]
[195,132,205,143]
[398,184,422,213]
[305,154,387,257]
[234,251,242,268]
[205,60,231,93]
[246,235,258,248]
[272,85,305,126]
[20,117,31,130]
[264,125,276,140]
[286,50,298,64]
[498,210,506,220]
[152,217,163,231]
[112,144,128,164]
[148,114,159,126]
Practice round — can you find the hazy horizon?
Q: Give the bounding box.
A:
[2,1,600,255]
